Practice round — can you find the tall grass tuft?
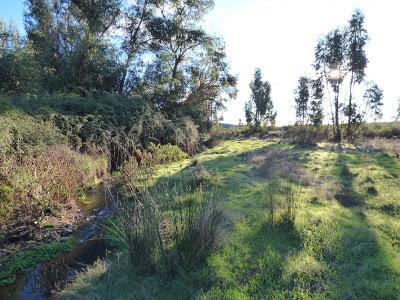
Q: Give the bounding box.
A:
[107,188,165,274]
[266,175,303,226]
[171,190,223,271]
[108,165,224,277]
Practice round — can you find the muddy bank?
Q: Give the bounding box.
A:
[0,183,116,299]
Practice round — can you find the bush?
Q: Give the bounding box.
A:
[0,110,67,159]
[359,122,400,138]
[175,118,200,156]
[147,143,188,165]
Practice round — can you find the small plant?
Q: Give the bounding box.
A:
[266,177,280,226]
[191,165,217,188]
[282,176,303,222]
[266,176,302,226]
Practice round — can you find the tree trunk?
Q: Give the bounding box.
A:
[118,53,133,94]
[334,83,341,142]
[347,72,354,138]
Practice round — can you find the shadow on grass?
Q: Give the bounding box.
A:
[60,141,400,299]
[321,150,400,298]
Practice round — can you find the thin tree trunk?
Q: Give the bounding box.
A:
[334,83,341,142]
[118,53,133,94]
[347,72,354,137]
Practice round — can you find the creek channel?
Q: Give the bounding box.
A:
[0,183,116,300]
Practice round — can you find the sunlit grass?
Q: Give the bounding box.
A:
[61,139,400,299]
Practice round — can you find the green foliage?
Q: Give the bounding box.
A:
[245,68,276,127]
[61,139,400,299]
[294,76,310,125]
[364,82,384,121]
[0,109,67,158]
[313,9,378,141]
[171,191,223,271]
[0,238,78,286]
[148,143,188,165]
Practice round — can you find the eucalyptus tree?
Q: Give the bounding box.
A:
[245,68,275,127]
[314,9,372,140]
[0,19,38,92]
[345,9,369,134]
[314,28,347,140]
[364,82,384,122]
[245,101,253,126]
[294,76,310,125]
[183,38,237,130]
[147,0,214,111]
[25,0,123,92]
[396,98,400,121]
[309,78,324,126]
[118,0,154,94]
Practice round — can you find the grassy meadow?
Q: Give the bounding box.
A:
[59,138,400,299]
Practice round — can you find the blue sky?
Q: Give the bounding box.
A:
[1,1,24,30]
[1,0,400,125]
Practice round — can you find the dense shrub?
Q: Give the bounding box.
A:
[147,143,188,165]
[1,93,202,169]
[0,111,67,158]
[175,118,200,156]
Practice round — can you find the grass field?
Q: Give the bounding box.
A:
[60,139,400,299]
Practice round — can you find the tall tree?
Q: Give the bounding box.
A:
[309,78,324,126]
[0,18,38,92]
[147,0,214,111]
[118,0,153,94]
[314,28,347,141]
[313,9,377,141]
[364,82,384,121]
[294,76,310,125]
[244,101,253,125]
[24,0,123,92]
[345,9,368,135]
[245,68,275,127]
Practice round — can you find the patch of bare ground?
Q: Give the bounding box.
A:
[246,148,315,186]
[356,138,400,156]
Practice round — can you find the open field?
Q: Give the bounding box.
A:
[60,139,400,299]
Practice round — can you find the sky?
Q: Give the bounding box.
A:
[1,0,399,125]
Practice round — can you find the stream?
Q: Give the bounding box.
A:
[0,184,115,300]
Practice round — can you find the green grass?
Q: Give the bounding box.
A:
[60,139,400,299]
[0,238,78,286]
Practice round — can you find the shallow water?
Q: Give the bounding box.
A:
[0,184,114,300]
